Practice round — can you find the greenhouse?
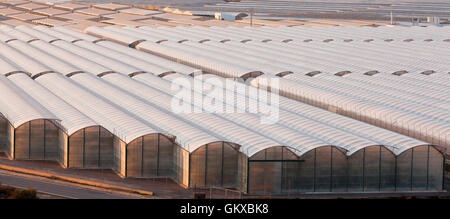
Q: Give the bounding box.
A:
[66,126,114,169]
[13,119,60,160]
[0,25,447,195]
[247,145,444,194]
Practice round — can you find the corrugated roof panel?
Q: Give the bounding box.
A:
[0,41,52,77]
[7,73,98,135]
[0,73,58,128]
[35,73,159,144]
[72,73,223,151]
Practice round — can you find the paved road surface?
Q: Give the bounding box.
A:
[0,173,135,199]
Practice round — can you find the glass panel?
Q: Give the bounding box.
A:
[206,142,222,186]
[84,126,100,168]
[6,123,13,157]
[58,129,66,165]
[69,129,84,168]
[428,146,443,191]
[142,134,158,177]
[190,146,206,187]
[249,150,265,160]
[412,146,428,190]
[364,146,380,191]
[0,117,6,152]
[331,147,347,192]
[126,137,143,177]
[397,149,412,191]
[157,134,173,176]
[222,142,239,188]
[248,162,265,194]
[315,147,332,192]
[265,147,283,160]
[44,121,59,160]
[113,137,122,173]
[15,122,30,159]
[264,162,282,194]
[30,120,45,160]
[380,147,396,191]
[298,150,315,192]
[99,127,114,168]
[348,150,364,191]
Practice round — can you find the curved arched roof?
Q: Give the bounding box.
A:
[0,25,446,159]
[0,74,58,128]
[7,73,98,136]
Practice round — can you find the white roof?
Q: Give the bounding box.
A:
[0,74,58,128]
[7,73,98,135]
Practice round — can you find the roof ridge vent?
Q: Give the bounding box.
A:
[392,70,408,76]
[306,71,321,77]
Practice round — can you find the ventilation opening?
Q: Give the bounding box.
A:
[32,71,57,79]
[364,39,374,42]
[276,71,293,77]
[323,39,334,43]
[421,70,436,75]
[92,39,107,43]
[344,39,353,42]
[261,39,272,43]
[384,39,394,42]
[27,39,40,43]
[364,71,379,76]
[392,70,408,76]
[155,39,168,44]
[444,39,450,42]
[178,39,189,43]
[241,39,252,43]
[5,38,17,43]
[189,71,204,77]
[424,39,433,42]
[220,39,231,43]
[282,39,293,43]
[304,39,313,42]
[159,71,176,78]
[49,39,62,43]
[98,71,116,77]
[71,39,84,43]
[403,39,414,42]
[199,39,210,43]
[335,71,351,76]
[306,71,321,77]
[5,71,30,77]
[66,71,85,77]
[241,71,264,80]
[129,39,146,48]
[128,71,146,77]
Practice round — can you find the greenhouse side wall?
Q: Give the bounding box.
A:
[125,134,174,178]
[246,145,444,195]
[13,120,60,160]
[0,117,6,152]
[67,127,114,169]
[189,142,243,190]
[58,129,68,167]
[173,145,190,188]
[113,137,126,177]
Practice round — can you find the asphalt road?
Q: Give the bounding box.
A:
[0,173,135,199]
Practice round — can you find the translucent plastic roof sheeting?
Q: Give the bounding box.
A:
[162,73,428,155]
[7,73,98,135]
[0,74,58,128]
[1,24,446,157]
[70,72,223,152]
[0,41,53,77]
[35,73,160,144]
